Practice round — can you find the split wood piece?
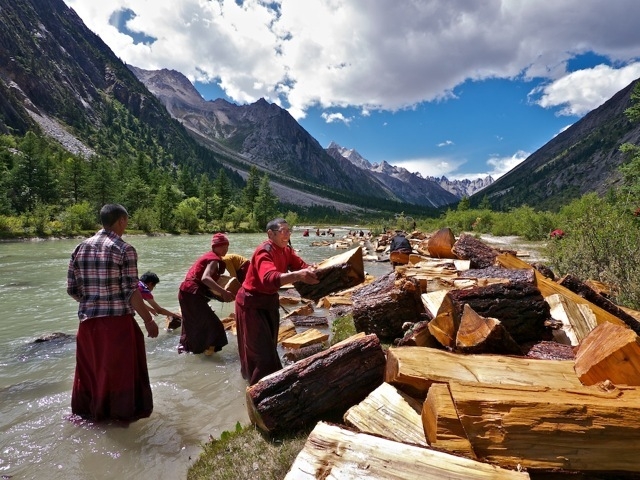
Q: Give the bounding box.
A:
[496,253,630,330]
[343,381,428,447]
[211,275,241,301]
[282,303,313,318]
[165,315,182,331]
[385,346,581,398]
[221,313,236,332]
[390,250,410,265]
[287,315,328,327]
[281,328,329,349]
[422,290,448,318]
[397,320,442,348]
[422,382,476,459]
[315,295,352,308]
[284,421,530,480]
[351,272,425,341]
[449,381,640,473]
[427,227,458,259]
[432,280,550,345]
[558,274,640,335]
[282,343,325,363]
[574,321,640,386]
[277,320,296,343]
[451,232,509,268]
[246,333,386,434]
[279,295,301,305]
[294,247,365,301]
[546,293,597,346]
[456,304,522,355]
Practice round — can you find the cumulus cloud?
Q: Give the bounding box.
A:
[321,112,353,125]
[64,0,640,120]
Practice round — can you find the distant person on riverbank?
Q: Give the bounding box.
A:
[138,272,182,328]
[67,203,158,422]
[235,218,319,385]
[178,233,236,355]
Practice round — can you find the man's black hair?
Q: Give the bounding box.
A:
[100,204,128,228]
[140,271,160,285]
[266,218,287,232]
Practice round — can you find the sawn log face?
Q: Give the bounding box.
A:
[246,334,386,433]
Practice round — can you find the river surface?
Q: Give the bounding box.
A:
[0,228,392,480]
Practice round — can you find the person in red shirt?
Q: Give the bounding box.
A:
[235,218,319,384]
[178,233,235,355]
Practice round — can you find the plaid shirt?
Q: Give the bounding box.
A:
[67,229,139,321]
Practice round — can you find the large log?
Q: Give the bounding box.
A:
[246,333,385,433]
[449,381,640,472]
[558,274,640,335]
[285,421,530,480]
[496,253,630,330]
[451,232,509,268]
[385,346,581,398]
[574,321,640,386]
[343,381,428,447]
[432,280,551,345]
[294,247,365,301]
[351,272,425,341]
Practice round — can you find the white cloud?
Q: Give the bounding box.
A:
[394,157,467,179]
[530,63,640,116]
[437,140,454,147]
[321,112,353,125]
[64,0,640,120]
[485,151,530,179]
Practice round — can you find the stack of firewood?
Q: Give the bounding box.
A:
[244,230,640,479]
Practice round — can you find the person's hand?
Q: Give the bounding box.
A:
[144,319,159,338]
[222,289,236,302]
[298,267,319,285]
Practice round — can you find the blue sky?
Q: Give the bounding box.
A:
[65,1,640,180]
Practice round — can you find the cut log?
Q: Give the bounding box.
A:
[294,247,365,301]
[282,343,325,363]
[451,232,509,268]
[546,293,597,346]
[282,303,314,318]
[459,266,535,284]
[422,382,476,458]
[351,272,425,341]
[432,280,551,345]
[421,289,448,318]
[287,315,328,327]
[496,253,630,330]
[390,250,410,265]
[343,382,428,447]
[285,421,530,480]
[396,320,442,348]
[427,227,457,259]
[558,274,640,335]
[524,340,575,360]
[385,346,581,398]
[574,321,640,386]
[455,304,522,355]
[246,333,385,433]
[449,380,640,472]
[280,328,329,349]
[277,320,296,343]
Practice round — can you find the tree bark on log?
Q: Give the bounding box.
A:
[449,380,640,473]
[451,233,510,268]
[558,274,640,335]
[294,247,364,301]
[351,272,425,341]
[285,421,530,480]
[574,321,640,386]
[433,280,551,345]
[385,346,581,398]
[246,333,385,434]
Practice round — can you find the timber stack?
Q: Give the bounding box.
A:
[248,228,640,479]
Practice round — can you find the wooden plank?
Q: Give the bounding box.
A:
[450,381,640,472]
[285,422,530,479]
[385,346,581,398]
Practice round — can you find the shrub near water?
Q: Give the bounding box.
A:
[546,192,640,309]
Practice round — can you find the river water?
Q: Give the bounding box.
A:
[0,228,391,480]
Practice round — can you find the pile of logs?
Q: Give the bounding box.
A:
[242,228,640,478]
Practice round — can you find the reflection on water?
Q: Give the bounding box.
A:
[0,229,389,480]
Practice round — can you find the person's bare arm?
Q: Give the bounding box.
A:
[202,262,235,302]
[146,298,181,318]
[279,267,319,286]
[130,289,159,337]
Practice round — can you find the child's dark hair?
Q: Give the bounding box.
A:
[140,271,160,285]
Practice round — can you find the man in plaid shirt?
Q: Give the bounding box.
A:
[67,204,158,422]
